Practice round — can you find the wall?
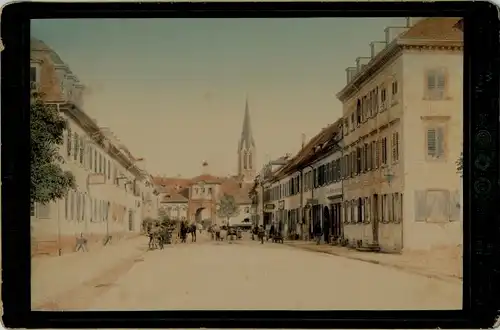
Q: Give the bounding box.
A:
[340,53,405,250]
[31,115,143,256]
[401,49,463,251]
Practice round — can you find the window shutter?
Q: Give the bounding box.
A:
[437,72,445,91]
[76,193,81,222]
[427,71,436,90]
[414,190,427,221]
[449,190,461,221]
[427,129,437,157]
[436,127,445,158]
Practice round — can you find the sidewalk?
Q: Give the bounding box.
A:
[284,240,462,282]
[31,235,149,309]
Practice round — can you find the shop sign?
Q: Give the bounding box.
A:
[306,199,318,205]
[264,204,275,213]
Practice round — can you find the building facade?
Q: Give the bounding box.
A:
[336,18,463,252]
[259,121,343,241]
[30,38,157,256]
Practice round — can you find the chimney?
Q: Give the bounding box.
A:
[370,41,387,59]
[301,133,306,148]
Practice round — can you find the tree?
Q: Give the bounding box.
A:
[31,93,75,204]
[216,193,240,226]
[456,152,463,177]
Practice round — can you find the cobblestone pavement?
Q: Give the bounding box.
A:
[46,234,462,311]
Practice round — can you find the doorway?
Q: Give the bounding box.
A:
[322,206,330,243]
[372,194,379,244]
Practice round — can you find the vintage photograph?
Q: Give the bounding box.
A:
[30,17,463,311]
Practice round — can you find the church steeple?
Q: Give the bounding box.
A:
[237,96,256,182]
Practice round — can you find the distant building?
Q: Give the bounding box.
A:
[336,18,463,252]
[30,38,158,256]
[154,99,257,227]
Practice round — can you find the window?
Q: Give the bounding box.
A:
[70,191,75,221]
[67,128,72,157]
[426,127,445,159]
[350,114,355,131]
[30,66,37,83]
[30,201,35,216]
[367,143,372,170]
[88,146,93,171]
[64,194,69,220]
[381,87,387,103]
[107,160,111,179]
[99,154,103,173]
[76,192,81,222]
[391,132,400,163]
[82,195,86,222]
[103,157,107,177]
[94,150,98,171]
[249,153,252,169]
[356,147,362,175]
[36,202,51,219]
[381,194,387,223]
[426,69,446,100]
[374,87,379,114]
[381,137,388,165]
[73,133,79,161]
[372,141,378,169]
[351,200,356,223]
[391,81,398,95]
[79,137,84,164]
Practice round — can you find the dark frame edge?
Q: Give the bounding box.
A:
[0,0,499,328]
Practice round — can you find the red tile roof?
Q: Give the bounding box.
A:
[401,17,463,41]
[191,174,224,184]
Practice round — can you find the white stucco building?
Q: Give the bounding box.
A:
[30,38,157,255]
[336,18,463,252]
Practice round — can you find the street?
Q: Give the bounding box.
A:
[32,233,462,311]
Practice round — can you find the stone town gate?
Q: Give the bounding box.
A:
[188,200,216,224]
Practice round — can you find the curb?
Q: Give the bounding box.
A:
[284,242,462,283]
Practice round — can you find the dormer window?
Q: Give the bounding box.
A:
[165,194,171,199]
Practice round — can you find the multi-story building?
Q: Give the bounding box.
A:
[267,120,342,241]
[336,18,463,252]
[30,38,154,256]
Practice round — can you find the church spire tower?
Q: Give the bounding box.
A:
[238,96,256,182]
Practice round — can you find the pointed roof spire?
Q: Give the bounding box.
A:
[239,95,255,151]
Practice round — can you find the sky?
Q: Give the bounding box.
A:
[31,17,409,178]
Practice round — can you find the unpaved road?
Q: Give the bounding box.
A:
[74,238,462,311]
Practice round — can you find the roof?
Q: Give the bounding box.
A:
[153,177,193,188]
[337,18,463,102]
[30,37,66,65]
[271,119,342,182]
[161,190,188,203]
[400,17,463,41]
[191,174,224,184]
[238,97,255,151]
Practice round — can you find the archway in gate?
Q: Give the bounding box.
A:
[195,207,207,223]
[322,206,331,243]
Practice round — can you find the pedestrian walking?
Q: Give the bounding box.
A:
[258,225,265,244]
[314,222,322,245]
